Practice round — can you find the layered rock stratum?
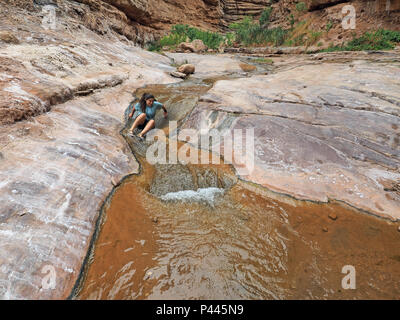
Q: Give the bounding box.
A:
[4,0,399,45]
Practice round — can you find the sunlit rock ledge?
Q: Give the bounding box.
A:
[181,56,400,221]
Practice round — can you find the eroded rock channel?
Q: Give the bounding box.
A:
[74,70,400,300]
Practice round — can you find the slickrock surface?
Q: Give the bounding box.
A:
[0,3,182,299]
[0,2,256,299]
[166,52,248,78]
[181,51,400,220]
[1,0,399,300]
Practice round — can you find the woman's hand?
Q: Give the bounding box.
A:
[128,112,134,119]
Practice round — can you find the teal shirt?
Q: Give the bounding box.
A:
[135,101,163,120]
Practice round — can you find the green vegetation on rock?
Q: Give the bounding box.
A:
[147,6,400,53]
[228,8,287,46]
[320,29,400,52]
[148,24,225,51]
[295,2,307,12]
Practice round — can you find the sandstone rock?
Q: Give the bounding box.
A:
[191,39,208,52]
[0,31,19,44]
[177,64,195,75]
[204,0,219,5]
[0,1,183,300]
[239,63,256,72]
[306,0,339,11]
[170,71,188,79]
[328,213,338,221]
[6,0,400,48]
[180,53,400,221]
[166,52,245,78]
[220,0,271,25]
[178,39,207,53]
[33,0,58,6]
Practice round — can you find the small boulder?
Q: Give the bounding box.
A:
[328,212,338,221]
[0,31,19,44]
[191,39,207,52]
[177,64,195,75]
[178,39,207,53]
[170,71,187,79]
[239,63,256,72]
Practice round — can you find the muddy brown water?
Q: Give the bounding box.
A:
[74,74,400,300]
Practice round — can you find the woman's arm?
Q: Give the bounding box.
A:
[128,102,138,118]
[161,105,168,118]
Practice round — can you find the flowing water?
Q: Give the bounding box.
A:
[74,74,400,300]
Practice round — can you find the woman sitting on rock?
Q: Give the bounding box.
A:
[128,92,168,138]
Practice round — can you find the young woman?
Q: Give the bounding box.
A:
[128,93,168,138]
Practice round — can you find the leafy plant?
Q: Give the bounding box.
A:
[260,7,272,27]
[148,24,226,51]
[295,2,307,12]
[229,16,287,46]
[289,14,295,30]
[253,58,274,64]
[326,20,333,33]
[320,29,400,52]
[307,31,322,46]
[225,32,235,46]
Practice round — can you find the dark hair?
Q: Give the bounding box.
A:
[139,93,155,113]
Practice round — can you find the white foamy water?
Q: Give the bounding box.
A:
[160,187,224,206]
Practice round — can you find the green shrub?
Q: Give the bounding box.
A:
[307,31,322,46]
[225,32,235,46]
[229,16,287,46]
[147,41,161,52]
[253,58,274,64]
[326,21,333,32]
[159,33,186,47]
[295,2,307,12]
[284,39,294,46]
[375,29,400,43]
[170,24,225,49]
[148,24,225,51]
[321,29,400,52]
[289,14,295,30]
[260,7,272,27]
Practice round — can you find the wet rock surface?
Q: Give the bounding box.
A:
[166,52,254,78]
[0,3,183,300]
[0,3,254,296]
[1,0,399,300]
[181,51,400,220]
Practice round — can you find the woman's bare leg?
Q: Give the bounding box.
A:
[138,119,155,138]
[129,113,146,133]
